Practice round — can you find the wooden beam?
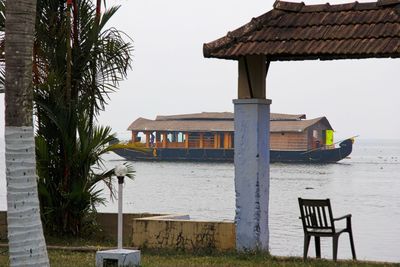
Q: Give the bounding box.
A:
[154,133,158,148]
[238,55,267,99]
[214,133,219,148]
[131,131,137,143]
[145,132,150,148]
[184,132,189,148]
[224,132,229,149]
[199,133,204,148]
[162,133,167,148]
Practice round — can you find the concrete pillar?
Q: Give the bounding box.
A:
[234,98,271,251]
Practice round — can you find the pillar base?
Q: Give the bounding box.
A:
[96,249,140,267]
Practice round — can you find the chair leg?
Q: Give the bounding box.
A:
[349,231,357,260]
[332,235,339,261]
[315,236,321,258]
[303,235,311,260]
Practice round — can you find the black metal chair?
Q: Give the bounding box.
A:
[298,198,356,261]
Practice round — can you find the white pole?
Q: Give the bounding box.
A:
[117,177,124,250]
[115,164,128,251]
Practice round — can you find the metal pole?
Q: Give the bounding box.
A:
[117,176,124,250]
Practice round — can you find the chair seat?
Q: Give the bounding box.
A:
[307,227,347,235]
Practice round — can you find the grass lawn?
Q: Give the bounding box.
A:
[1,247,400,267]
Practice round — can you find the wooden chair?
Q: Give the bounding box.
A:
[298,198,356,261]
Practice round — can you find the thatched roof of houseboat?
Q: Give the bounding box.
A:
[128,117,234,132]
[270,117,332,132]
[156,112,234,121]
[203,0,400,60]
[128,113,332,133]
[156,112,305,121]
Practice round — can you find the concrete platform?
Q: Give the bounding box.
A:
[96,249,140,267]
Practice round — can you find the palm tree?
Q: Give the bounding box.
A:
[4,0,50,265]
[33,0,133,235]
[0,0,134,236]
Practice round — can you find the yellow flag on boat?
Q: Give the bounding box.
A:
[325,130,334,145]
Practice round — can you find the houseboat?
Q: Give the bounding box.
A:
[112,112,353,163]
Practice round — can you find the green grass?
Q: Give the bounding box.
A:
[1,248,400,267]
[139,250,400,267]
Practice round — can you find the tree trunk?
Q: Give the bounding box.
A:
[5,0,50,266]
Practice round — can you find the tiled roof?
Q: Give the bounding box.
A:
[203,0,400,60]
[155,112,306,121]
[127,113,331,133]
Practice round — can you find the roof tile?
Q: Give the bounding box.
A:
[203,0,400,60]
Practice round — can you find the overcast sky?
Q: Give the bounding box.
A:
[1,0,399,140]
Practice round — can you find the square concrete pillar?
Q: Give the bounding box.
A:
[233,98,271,251]
[96,249,140,267]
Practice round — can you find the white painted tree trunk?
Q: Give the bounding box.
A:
[4,0,50,265]
[6,127,49,266]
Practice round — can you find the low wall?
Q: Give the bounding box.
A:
[0,211,236,251]
[131,215,236,251]
[0,211,161,245]
[95,212,161,246]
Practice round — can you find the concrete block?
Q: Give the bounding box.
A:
[96,249,140,267]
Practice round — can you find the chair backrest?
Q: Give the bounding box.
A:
[298,198,335,233]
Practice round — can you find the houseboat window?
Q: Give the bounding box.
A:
[150,132,156,145]
[219,133,224,148]
[313,130,319,139]
[167,133,173,142]
[136,132,144,143]
[178,132,184,142]
[204,133,214,148]
[160,133,166,142]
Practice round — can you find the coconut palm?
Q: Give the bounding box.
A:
[4,0,50,265]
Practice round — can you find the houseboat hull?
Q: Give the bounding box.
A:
[113,138,353,164]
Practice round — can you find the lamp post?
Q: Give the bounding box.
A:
[95,163,140,267]
[115,164,128,250]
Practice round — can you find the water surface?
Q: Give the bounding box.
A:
[0,139,399,262]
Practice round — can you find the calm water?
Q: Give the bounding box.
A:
[0,139,399,262]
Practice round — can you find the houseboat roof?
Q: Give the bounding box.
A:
[127,112,333,133]
[156,112,306,121]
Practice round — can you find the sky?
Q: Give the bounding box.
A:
[1,0,400,140]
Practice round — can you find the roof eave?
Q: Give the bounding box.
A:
[203,0,400,61]
[204,51,400,61]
